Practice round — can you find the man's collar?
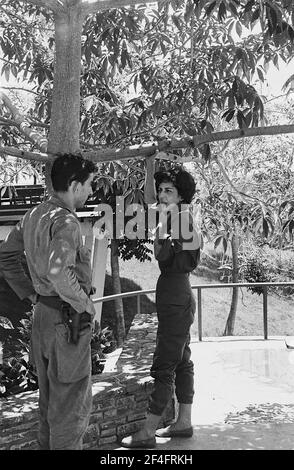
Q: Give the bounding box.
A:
[48,194,77,216]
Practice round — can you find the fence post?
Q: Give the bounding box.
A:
[263,286,268,340]
[197,287,202,342]
[137,294,141,316]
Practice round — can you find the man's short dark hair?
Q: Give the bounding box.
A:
[154,169,196,204]
[51,154,97,192]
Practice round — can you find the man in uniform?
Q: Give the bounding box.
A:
[0,154,97,450]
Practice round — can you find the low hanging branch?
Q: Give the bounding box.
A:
[81,124,294,161]
[0,146,49,163]
[193,124,294,146]
[1,91,294,163]
[1,124,294,164]
[81,124,294,162]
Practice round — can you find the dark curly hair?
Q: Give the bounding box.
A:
[154,169,196,204]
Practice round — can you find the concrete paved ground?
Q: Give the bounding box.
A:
[111,336,294,451]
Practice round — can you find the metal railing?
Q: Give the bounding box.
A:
[92,281,294,341]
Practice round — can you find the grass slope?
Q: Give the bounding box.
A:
[114,255,294,339]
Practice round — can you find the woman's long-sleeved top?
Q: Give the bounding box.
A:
[154,204,200,275]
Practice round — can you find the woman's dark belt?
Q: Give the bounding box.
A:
[159,272,190,277]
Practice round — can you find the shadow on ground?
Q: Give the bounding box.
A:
[153,421,294,450]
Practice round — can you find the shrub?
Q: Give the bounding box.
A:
[239,241,294,296]
[239,254,273,295]
[0,311,116,398]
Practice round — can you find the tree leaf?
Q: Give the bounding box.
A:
[244,0,255,14]
[218,2,227,22]
[235,21,242,37]
[263,218,269,238]
[225,109,235,122]
[205,1,217,17]
[214,235,223,250]
[257,67,264,82]
[237,110,246,128]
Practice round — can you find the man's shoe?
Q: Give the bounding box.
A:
[155,426,193,438]
[120,435,156,449]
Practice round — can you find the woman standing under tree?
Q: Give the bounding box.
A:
[120,155,201,448]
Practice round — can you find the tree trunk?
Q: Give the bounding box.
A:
[223,233,239,336]
[45,6,84,189]
[110,239,125,347]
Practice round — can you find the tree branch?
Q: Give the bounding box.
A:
[0,115,49,130]
[81,0,153,16]
[193,124,294,147]
[0,91,48,152]
[19,0,66,13]
[213,156,265,204]
[213,156,246,201]
[0,161,39,186]
[1,123,294,165]
[0,5,29,24]
[0,146,49,163]
[81,124,294,163]
[0,86,38,96]
[0,117,20,127]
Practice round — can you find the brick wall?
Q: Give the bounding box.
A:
[0,313,174,450]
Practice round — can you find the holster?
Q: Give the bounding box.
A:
[38,296,92,344]
[61,302,92,345]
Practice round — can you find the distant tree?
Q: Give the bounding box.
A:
[197,97,294,334]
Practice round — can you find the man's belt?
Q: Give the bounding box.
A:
[38,295,62,310]
[38,295,91,344]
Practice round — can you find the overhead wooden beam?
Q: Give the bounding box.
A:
[82,123,294,161]
[194,124,294,146]
[82,139,184,162]
[1,123,294,165]
[0,146,49,163]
